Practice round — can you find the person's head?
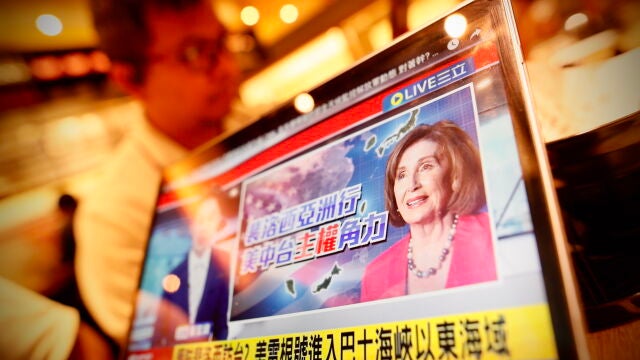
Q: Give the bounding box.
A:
[187,187,237,253]
[191,197,224,253]
[384,121,486,227]
[90,0,241,149]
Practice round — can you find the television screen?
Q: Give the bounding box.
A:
[124,0,589,358]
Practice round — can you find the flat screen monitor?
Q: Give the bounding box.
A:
[124,0,590,358]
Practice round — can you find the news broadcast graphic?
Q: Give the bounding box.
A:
[231,84,499,321]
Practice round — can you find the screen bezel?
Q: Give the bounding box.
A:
[125,0,589,358]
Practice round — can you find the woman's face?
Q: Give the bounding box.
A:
[393,139,451,226]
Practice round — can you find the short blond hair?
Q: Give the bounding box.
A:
[384,120,486,226]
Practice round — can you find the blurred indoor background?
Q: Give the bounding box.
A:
[0,0,638,343]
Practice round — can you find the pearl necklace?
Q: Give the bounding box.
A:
[407,213,459,279]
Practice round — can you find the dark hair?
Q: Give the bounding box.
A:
[384,120,486,226]
[89,0,204,83]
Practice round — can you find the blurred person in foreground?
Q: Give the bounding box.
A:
[0,277,113,359]
[75,0,249,351]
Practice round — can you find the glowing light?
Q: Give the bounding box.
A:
[0,61,31,85]
[530,0,556,23]
[369,20,392,50]
[43,116,83,157]
[444,13,467,38]
[240,6,260,26]
[36,14,63,36]
[90,51,111,73]
[162,274,181,293]
[30,56,63,80]
[240,28,352,107]
[212,1,244,31]
[80,113,106,138]
[475,78,492,90]
[280,4,299,24]
[62,53,91,77]
[294,93,315,114]
[226,33,256,52]
[564,13,589,32]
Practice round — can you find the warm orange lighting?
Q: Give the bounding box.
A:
[30,56,63,80]
[35,14,63,36]
[444,13,467,38]
[369,19,392,51]
[408,0,459,30]
[240,28,353,108]
[529,0,556,23]
[240,6,260,26]
[162,274,181,293]
[212,0,244,32]
[62,53,91,77]
[227,33,256,52]
[90,51,111,73]
[564,13,588,32]
[280,4,299,24]
[0,60,31,85]
[43,116,83,157]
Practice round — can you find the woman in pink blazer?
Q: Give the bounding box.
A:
[361,121,497,302]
